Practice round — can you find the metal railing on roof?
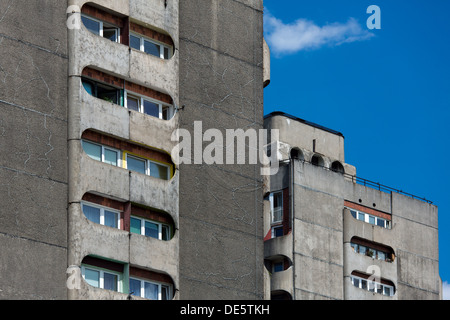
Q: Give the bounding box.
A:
[288,157,433,205]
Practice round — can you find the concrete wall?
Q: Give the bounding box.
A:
[0,0,69,299]
[264,114,345,163]
[178,0,265,299]
[264,113,440,300]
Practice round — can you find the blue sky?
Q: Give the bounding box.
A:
[263,0,450,298]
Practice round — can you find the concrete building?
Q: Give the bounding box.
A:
[0,0,266,300]
[0,0,440,301]
[263,112,442,300]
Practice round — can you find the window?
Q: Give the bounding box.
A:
[129,278,171,300]
[351,275,394,297]
[130,33,172,59]
[351,242,390,261]
[81,202,120,229]
[82,265,121,292]
[273,261,284,273]
[125,153,170,180]
[130,216,171,241]
[349,208,391,229]
[82,78,123,105]
[125,92,173,120]
[270,192,283,224]
[81,14,120,42]
[82,140,120,166]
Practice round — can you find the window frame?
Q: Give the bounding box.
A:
[82,139,121,167]
[125,152,171,180]
[130,215,171,241]
[269,191,283,225]
[124,91,173,120]
[350,242,391,262]
[129,277,172,300]
[81,264,123,293]
[81,77,124,106]
[81,13,120,43]
[348,208,391,229]
[129,32,172,60]
[81,201,121,230]
[350,275,394,297]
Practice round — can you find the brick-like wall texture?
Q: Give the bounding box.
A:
[0,0,68,299]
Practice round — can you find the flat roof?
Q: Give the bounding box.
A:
[264,111,345,138]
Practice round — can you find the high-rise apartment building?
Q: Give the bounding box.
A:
[0,0,266,300]
[0,0,440,301]
[263,112,441,300]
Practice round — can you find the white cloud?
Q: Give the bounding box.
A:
[264,11,374,56]
[443,281,450,300]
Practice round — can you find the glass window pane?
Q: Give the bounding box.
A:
[162,224,170,241]
[82,16,101,35]
[143,100,160,118]
[84,268,100,287]
[377,218,385,228]
[104,210,118,228]
[144,282,159,300]
[273,262,283,273]
[104,148,118,166]
[369,215,376,225]
[83,205,101,224]
[357,212,365,221]
[83,141,102,161]
[352,277,360,288]
[161,285,170,300]
[361,279,367,290]
[164,47,170,60]
[359,245,366,255]
[103,272,118,291]
[144,40,161,57]
[130,217,142,235]
[145,221,159,239]
[97,83,118,104]
[274,226,283,238]
[150,162,169,180]
[350,210,356,219]
[384,286,391,296]
[103,27,118,42]
[127,156,146,174]
[130,278,141,296]
[378,251,386,261]
[127,96,140,111]
[130,35,141,50]
[82,80,93,95]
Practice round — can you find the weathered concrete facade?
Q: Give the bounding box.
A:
[263,112,441,300]
[178,0,266,299]
[0,0,69,299]
[67,0,180,299]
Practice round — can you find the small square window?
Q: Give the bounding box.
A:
[130,35,141,50]
[84,268,100,288]
[83,141,102,162]
[127,95,140,112]
[150,162,169,180]
[127,156,147,174]
[143,100,160,118]
[273,261,284,273]
[130,217,142,235]
[82,16,101,35]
